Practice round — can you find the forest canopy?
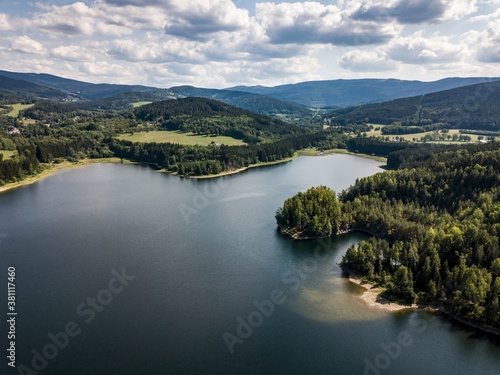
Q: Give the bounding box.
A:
[275,186,344,238]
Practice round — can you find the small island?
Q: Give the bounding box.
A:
[276,142,500,334]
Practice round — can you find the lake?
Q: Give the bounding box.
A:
[1,155,500,374]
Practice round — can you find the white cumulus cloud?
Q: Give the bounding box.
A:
[387,32,465,63]
[51,45,96,62]
[10,35,46,55]
[0,13,11,31]
[256,1,400,45]
[340,50,398,71]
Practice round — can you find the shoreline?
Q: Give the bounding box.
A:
[190,148,386,180]
[277,225,378,241]
[343,266,430,312]
[190,156,296,179]
[341,265,500,336]
[0,149,384,193]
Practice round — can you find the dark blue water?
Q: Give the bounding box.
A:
[1,155,499,375]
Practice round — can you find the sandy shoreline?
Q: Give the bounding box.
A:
[343,266,500,335]
[346,273,422,312]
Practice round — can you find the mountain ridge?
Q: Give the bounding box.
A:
[1,70,499,121]
[228,77,500,107]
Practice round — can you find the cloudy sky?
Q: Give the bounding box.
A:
[0,0,498,88]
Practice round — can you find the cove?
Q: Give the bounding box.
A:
[1,155,499,375]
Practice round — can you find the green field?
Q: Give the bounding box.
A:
[116,130,247,146]
[366,125,482,143]
[0,150,17,158]
[5,103,34,117]
[131,101,153,108]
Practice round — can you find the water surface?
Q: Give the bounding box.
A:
[1,155,499,374]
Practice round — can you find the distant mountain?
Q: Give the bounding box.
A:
[2,70,499,124]
[228,77,500,108]
[327,81,500,131]
[0,70,153,100]
[0,75,71,101]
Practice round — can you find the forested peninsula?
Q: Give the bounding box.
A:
[276,142,500,330]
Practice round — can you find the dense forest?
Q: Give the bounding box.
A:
[276,142,500,329]
[3,70,500,330]
[327,81,500,131]
[275,186,344,238]
[67,91,168,112]
[345,137,419,157]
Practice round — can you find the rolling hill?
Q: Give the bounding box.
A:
[133,97,306,143]
[0,75,72,101]
[326,81,500,131]
[0,70,154,100]
[168,86,313,120]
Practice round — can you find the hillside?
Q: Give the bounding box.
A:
[169,86,313,121]
[229,77,500,108]
[0,75,71,101]
[0,70,155,100]
[133,97,306,143]
[327,81,500,131]
[69,90,174,112]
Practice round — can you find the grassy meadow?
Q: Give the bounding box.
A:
[0,150,17,159]
[5,103,34,117]
[116,130,247,146]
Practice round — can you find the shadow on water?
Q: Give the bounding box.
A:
[272,230,390,324]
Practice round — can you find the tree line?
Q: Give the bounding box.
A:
[109,132,338,176]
